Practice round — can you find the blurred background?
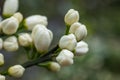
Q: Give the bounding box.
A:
[1,0,120,80]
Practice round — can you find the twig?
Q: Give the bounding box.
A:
[22,45,59,68]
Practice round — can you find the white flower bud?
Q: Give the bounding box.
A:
[47,30,53,42]
[1,17,19,35]
[49,62,61,72]
[56,49,74,66]
[69,22,82,33]
[75,24,87,41]
[24,15,48,30]
[13,12,23,23]
[69,22,87,41]
[32,24,53,53]
[64,9,79,25]
[0,75,5,80]
[59,34,77,51]
[0,53,4,66]
[58,49,74,58]
[3,0,19,16]
[3,36,19,52]
[8,65,25,78]
[18,33,32,47]
[0,38,3,50]
[75,41,89,56]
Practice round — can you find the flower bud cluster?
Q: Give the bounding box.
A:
[56,9,89,66]
[0,12,23,35]
[0,1,26,78]
[0,18,20,51]
[0,2,53,66]
[0,12,52,53]
[0,4,89,78]
[0,12,53,78]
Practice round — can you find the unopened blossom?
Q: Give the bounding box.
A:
[3,36,19,52]
[0,75,5,80]
[18,33,32,47]
[24,15,48,30]
[75,24,87,41]
[3,0,19,16]
[8,65,25,78]
[13,12,23,23]
[0,53,4,66]
[1,17,19,35]
[69,22,82,33]
[64,9,79,25]
[69,22,87,41]
[49,62,61,72]
[59,34,77,51]
[56,49,74,66]
[74,41,89,56]
[31,24,53,53]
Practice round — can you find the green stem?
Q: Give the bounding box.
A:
[0,70,8,76]
[22,55,51,68]
[65,25,70,35]
[24,47,31,59]
[22,45,59,68]
[29,46,37,60]
[41,45,59,57]
[33,52,40,59]
[0,45,59,75]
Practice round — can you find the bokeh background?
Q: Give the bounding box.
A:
[1,0,120,80]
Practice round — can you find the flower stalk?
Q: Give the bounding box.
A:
[65,25,70,35]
